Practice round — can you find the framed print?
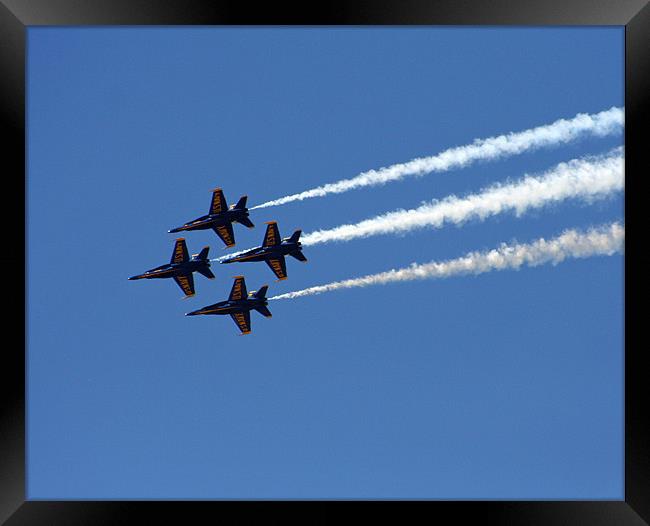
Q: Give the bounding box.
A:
[2,0,648,523]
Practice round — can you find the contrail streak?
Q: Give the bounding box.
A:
[252,106,623,209]
[214,149,624,261]
[301,148,624,246]
[269,222,624,300]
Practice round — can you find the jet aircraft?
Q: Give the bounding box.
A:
[219,221,306,281]
[168,188,254,248]
[186,276,272,334]
[128,238,215,297]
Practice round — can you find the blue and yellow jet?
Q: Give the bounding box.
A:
[128,238,215,297]
[219,221,307,281]
[168,188,254,248]
[186,276,272,335]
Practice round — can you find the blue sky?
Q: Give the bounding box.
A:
[27,27,624,499]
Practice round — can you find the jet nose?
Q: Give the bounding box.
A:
[186,311,197,316]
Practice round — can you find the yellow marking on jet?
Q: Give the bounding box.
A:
[216,225,234,245]
[268,259,285,277]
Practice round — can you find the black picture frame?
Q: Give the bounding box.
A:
[3,1,647,523]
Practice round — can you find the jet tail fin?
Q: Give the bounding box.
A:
[197,267,216,280]
[289,249,307,262]
[195,246,210,260]
[253,285,269,299]
[254,305,272,318]
[238,216,255,229]
[234,195,248,210]
[288,229,302,243]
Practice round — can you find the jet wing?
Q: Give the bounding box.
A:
[171,238,189,264]
[228,276,248,301]
[173,273,195,296]
[209,188,228,215]
[265,255,287,281]
[230,311,251,334]
[212,223,236,247]
[262,221,281,247]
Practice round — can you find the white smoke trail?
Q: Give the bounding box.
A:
[301,148,624,246]
[269,222,624,300]
[252,107,623,209]
[215,149,624,261]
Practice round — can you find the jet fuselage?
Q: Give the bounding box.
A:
[221,239,302,264]
[129,257,211,280]
[169,208,250,233]
[186,295,267,316]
